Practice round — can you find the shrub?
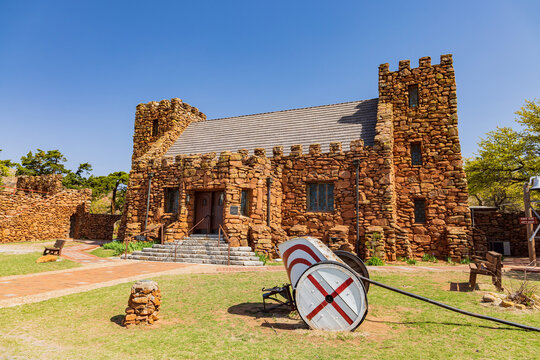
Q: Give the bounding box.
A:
[422,254,438,263]
[255,252,268,265]
[102,240,156,256]
[460,257,471,264]
[366,256,384,266]
[406,258,417,265]
[447,257,456,265]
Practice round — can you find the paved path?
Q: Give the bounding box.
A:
[61,243,115,264]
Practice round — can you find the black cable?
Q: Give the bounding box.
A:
[357,275,540,332]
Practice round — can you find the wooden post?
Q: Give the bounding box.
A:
[524,183,537,266]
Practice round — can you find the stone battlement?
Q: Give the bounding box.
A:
[378,54,453,75]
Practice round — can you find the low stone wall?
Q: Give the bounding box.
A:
[74,213,122,240]
[472,211,532,257]
[0,188,91,243]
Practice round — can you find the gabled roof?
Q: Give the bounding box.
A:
[165,98,378,157]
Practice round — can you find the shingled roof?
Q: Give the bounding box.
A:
[165,98,378,157]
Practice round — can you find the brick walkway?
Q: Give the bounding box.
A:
[61,243,115,264]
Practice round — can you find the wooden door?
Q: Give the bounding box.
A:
[194,192,212,233]
[211,191,224,233]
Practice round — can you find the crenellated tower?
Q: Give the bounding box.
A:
[378,54,472,260]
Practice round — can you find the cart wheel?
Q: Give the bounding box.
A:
[333,250,370,293]
[295,261,368,331]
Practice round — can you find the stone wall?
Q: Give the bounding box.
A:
[472,211,535,257]
[74,213,122,240]
[132,98,206,162]
[0,187,91,243]
[379,55,472,260]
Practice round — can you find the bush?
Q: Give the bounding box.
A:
[102,240,157,256]
[366,256,384,266]
[406,258,417,265]
[255,252,268,265]
[422,254,438,263]
[460,257,471,264]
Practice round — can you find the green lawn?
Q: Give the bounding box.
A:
[0,252,80,277]
[89,248,116,258]
[0,270,537,359]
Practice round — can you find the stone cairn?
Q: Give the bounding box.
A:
[124,280,161,327]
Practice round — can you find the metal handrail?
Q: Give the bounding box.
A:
[174,215,210,262]
[218,224,231,266]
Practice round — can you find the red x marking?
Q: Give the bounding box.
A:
[306,274,354,325]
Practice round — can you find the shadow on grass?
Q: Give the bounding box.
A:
[449,282,474,292]
[227,302,308,330]
[504,271,540,281]
[365,317,525,331]
[110,314,125,327]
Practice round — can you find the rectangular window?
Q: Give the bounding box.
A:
[152,119,159,137]
[408,85,418,108]
[411,142,422,166]
[307,183,334,212]
[240,190,249,216]
[414,199,426,223]
[164,188,179,213]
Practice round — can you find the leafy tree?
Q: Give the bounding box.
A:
[62,162,93,189]
[0,149,17,186]
[465,99,540,209]
[86,171,129,214]
[16,149,69,175]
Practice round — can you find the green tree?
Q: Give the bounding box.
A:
[16,149,69,175]
[465,99,540,209]
[86,171,129,214]
[0,149,17,186]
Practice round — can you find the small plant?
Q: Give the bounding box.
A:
[421,254,438,263]
[366,256,384,266]
[406,258,417,265]
[460,257,471,264]
[446,257,455,265]
[506,276,538,307]
[255,252,268,265]
[102,240,157,256]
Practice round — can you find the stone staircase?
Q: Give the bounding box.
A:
[124,234,264,266]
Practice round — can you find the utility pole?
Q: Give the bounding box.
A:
[523,182,537,266]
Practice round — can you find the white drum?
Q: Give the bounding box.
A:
[295,261,368,331]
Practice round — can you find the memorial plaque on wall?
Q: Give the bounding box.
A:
[230,206,239,215]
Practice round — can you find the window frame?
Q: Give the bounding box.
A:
[164,187,179,214]
[408,85,419,108]
[152,119,159,137]
[307,182,334,213]
[240,189,249,217]
[414,199,426,224]
[411,142,422,166]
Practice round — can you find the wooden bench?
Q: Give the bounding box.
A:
[43,240,66,256]
[469,251,503,291]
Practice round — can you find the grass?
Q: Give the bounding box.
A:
[0,252,80,277]
[0,270,537,359]
[89,248,116,258]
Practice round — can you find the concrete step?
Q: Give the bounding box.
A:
[124,254,263,266]
[139,248,257,256]
[130,250,259,260]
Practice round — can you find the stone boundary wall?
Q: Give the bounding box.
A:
[472,211,534,257]
[74,213,122,240]
[0,188,91,243]
[17,174,63,194]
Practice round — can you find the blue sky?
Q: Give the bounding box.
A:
[1,0,539,175]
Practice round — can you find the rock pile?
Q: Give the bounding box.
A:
[124,280,161,327]
[481,292,540,311]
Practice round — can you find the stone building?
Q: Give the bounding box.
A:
[119,54,472,261]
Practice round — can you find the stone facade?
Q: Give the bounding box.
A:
[472,210,536,257]
[1,175,120,242]
[120,54,473,261]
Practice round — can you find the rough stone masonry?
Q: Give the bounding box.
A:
[119,54,472,261]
